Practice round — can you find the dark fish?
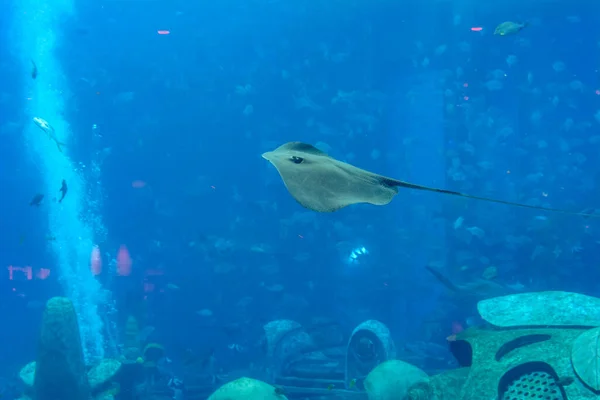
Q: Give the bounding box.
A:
[59,179,67,203]
[29,193,44,206]
[580,208,600,219]
[73,27,89,36]
[182,347,214,368]
[425,266,460,292]
[31,60,37,79]
[425,265,516,300]
[556,376,574,386]
[274,386,286,396]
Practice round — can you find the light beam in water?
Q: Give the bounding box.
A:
[13,0,109,363]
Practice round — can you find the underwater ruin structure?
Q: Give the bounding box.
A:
[17,291,600,400]
[205,291,600,400]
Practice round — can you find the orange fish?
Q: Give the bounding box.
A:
[117,245,132,276]
[132,180,147,189]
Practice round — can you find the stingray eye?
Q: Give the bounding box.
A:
[290,156,304,164]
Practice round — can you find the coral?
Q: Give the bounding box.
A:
[19,361,36,388]
[262,320,303,358]
[88,358,122,392]
[33,297,90,400]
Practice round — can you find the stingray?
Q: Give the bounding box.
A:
[262,141,596,216]
[425,265,517,301]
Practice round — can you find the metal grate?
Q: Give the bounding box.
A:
[502,371,565,400]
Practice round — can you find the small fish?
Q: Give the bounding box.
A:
[327,384,335,391]
[580,208,600,219]
[167,377,185,393]
[46,235,56,241]
[166,283,180,290]
[556,376,574,386]
[274,386,286,396]
[227,343,246,353]
[451,321,464,334]
[172,388,183,400]
[349,378,357,389]
[197,308,213,317]
[182,347,214,368]
[494,21,527,36]
[58,180,67,202]
[32,117,66,152]
[72,27,90,36]
[30,193,44,206]
[453,216,464,229]
[31,60,37,79]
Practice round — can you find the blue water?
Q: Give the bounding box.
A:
[2,0,600,397]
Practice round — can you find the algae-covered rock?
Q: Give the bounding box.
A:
[262,319,303,358]
[572,327,600,391]
[34,297,90,400]
[207,377,288,400]
[19,361,36,388]
[88,358,122,391]
[477,291,600,327]
[364,360,428,400]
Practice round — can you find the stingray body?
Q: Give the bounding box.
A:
[425,265,515,301]
[262,141,595,216]
[262,142,399,212]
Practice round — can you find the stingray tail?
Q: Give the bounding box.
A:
[388,179,595,217]
[425,266,460,292]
